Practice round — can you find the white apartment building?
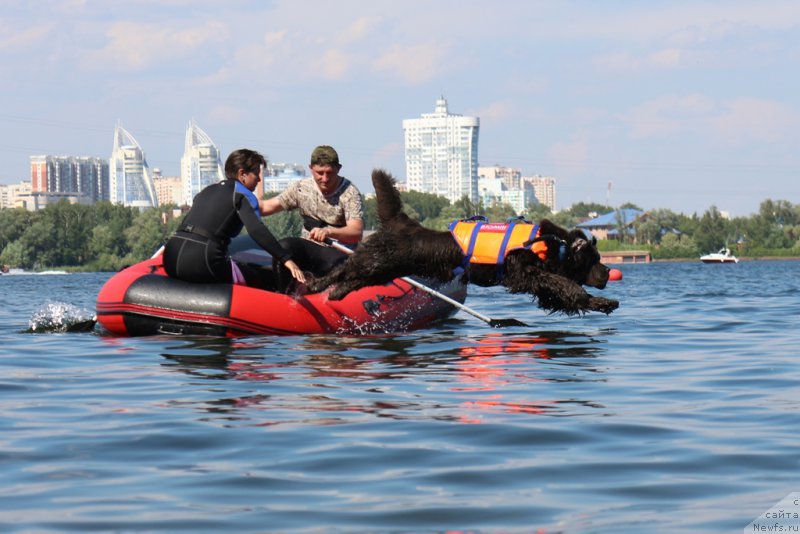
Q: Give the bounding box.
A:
[109,124,158,209]
[403,97,479,203]
[180,120,224,206]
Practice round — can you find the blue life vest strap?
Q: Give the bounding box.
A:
[449,216,487,272]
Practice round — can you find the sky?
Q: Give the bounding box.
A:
[1,0,799,217]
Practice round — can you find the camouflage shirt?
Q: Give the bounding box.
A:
[277,176,364,239]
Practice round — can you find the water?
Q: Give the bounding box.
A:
[1,261,798,533]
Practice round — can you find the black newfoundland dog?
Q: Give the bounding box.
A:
[308,169,619,316]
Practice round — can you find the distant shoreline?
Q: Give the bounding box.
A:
[616,256,800,264]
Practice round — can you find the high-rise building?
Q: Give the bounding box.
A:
[180,120,224,205]
[477,166,536,215]
[76,156,110,202]
[523,175,557,212]
[29,155,108,203]
[403,97,480,203]
[3,181,33,210]
[478,165,523,190]
[262,162,306,194]
[109,124,158,209]
[152,170,184,206]
[0,183,9,209]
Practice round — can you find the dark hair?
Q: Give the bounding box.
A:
[224,149,267,180]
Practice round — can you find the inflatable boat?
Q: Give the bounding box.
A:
[95,236,467,337]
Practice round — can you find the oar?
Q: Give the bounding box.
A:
[66,317,97,332]
[326,239,526,328]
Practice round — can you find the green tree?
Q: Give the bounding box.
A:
[363,196,378,230]
[42,201,93,265]
[0,208,33,253]
[124,209,167,260]
[694,206,731,254]
[567,202,608,219]
[89,225,119,260]
[523,202,553,222]
[550,211,579,229]
[633,209,683,245]
[11,218,59,269]
[264,210,303,239]
[261,192,302,238]
[657,232,699,259]
[424,196,483,230]
[401,190,450,221]
[483,202,518,221]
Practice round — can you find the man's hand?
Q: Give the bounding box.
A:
[308,226,332,243]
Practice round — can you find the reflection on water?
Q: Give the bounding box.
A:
[157,329,613,426]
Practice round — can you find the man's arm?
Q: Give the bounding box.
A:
[259,196,284,216]
[308,219,363,245]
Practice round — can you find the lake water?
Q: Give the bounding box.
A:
[1,261,798,533]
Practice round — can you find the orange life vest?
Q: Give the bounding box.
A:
[448,218,547,266]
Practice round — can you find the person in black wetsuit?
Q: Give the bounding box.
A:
[163,149,305,288]
[260,145,363,286]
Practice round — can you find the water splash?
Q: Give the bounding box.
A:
[27,301,96,333]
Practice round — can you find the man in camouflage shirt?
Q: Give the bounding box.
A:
[261,145,364,286]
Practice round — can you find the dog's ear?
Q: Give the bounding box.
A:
[568,229,596,247]
[571,237,589,254]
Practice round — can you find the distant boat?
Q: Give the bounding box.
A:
[700,247,739,264]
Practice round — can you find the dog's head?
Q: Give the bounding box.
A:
[536,219,610,289]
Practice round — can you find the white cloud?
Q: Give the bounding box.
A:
[207,103,245,125]
[625,94,714,139]
[547,134,589,172]
[647,47,683,68]
[0,23,54,52]
[474,101,515,124]
[318,49,350,81]
[373,42,451,85]
[624,94,799,146]
[595,47,688,72]
[85,20,228,71]
[711,98,798,145]
[336,16,382,46]
[264,30,288,47]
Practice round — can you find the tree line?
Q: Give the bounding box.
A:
[1,194,798,271]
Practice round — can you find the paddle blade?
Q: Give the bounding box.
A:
[66,319,97,333]
[488,318,528,328]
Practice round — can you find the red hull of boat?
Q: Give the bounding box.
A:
[96,257,467,337]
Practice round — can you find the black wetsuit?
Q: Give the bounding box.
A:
[164,179,291,286]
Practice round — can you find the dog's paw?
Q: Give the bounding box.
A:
[306,279,329,294]
[589,296,619,315]
[327,286,349,301]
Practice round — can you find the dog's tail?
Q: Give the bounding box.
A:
[372,168,404,225]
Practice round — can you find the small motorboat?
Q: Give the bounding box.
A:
[700,247,739,264]
[95,235,467,337]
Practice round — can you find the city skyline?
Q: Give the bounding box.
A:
[0,1,798,216]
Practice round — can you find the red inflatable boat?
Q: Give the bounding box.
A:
[95,236,467,337]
